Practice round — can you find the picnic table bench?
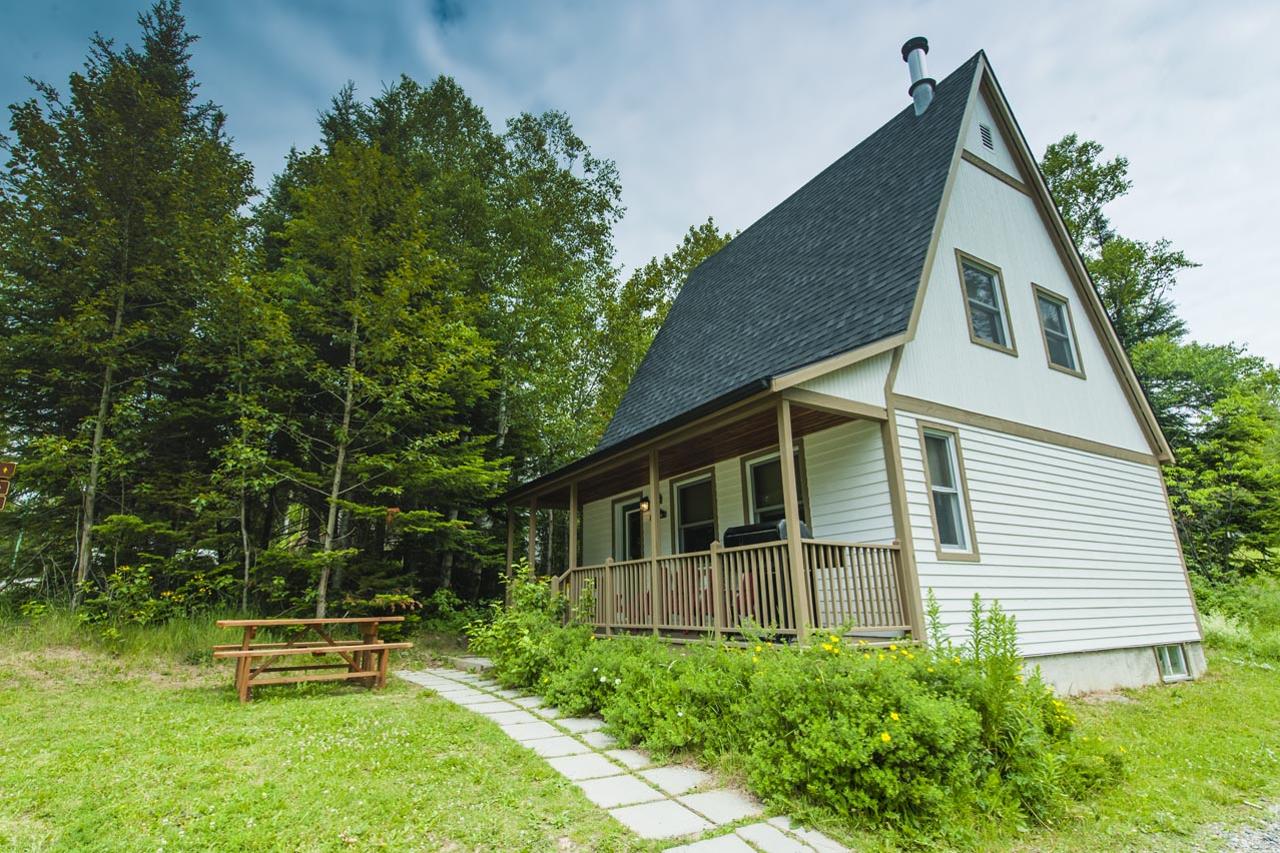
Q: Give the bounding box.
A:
[213,616,412,702]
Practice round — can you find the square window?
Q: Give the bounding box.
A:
[674,475,716,553]
[745,450,806,526]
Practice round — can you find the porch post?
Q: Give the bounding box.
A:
[648,448,660,636]
[527,495,538,575]
[568,482,578,575]
[880,418,925,641]
[505,507,515,606]
[777,399,811,641]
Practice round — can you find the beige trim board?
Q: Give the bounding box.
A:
[770,334,905,391]
[890,394,1159,466]
[1157,473,1204,639]
[881,347,926,641]
[960,149,1030,196]
[780,388,887,421]
[915,420,982,563]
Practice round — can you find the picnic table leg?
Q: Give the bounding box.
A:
[359,623,377,686]
[375,646,390,690]
[236,626,256,703]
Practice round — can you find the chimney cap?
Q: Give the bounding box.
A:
[901,36,929,62]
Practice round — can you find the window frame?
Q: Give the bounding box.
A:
[740,444,810,529]
[670,468,718,554]
[1154,643,1190,682]
[955,249,1017,357]
[1032,283,1086,378]
[916,421,980,561]
[611,492,645,562]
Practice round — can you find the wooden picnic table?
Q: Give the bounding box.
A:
[213,616,412,702]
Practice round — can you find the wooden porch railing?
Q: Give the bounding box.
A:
[553,538,910,639]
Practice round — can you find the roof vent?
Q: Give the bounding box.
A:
[901,36,935,116]
[979,123,995,150]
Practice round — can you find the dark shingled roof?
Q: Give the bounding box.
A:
[597,53,982,453]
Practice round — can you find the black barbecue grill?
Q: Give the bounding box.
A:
[721,518,811,548]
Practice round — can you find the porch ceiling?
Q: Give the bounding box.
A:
[529,402,855,509]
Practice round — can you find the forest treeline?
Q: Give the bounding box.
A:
[0,3,1275,622]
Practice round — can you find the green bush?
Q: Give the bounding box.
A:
[470,576,1124,839]
[1194,570,1280,660]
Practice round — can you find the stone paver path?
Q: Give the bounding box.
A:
[396,665,849,851]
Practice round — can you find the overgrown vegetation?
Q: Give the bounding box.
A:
[468,570,1122,844]
[1193,570,1280,661]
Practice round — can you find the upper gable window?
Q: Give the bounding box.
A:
[956,251,1016,355]
[1033,285,1084,377]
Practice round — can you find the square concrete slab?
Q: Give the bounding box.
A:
[640,765,712,795]
[448,693,501,707]
[608,799,713,840]
[524,736,590,758]
[605,748,652,770]
[484,709,539,726]
[558,717,605,734]
[545,753,622,780]
[465,700,515,713]
[500,721,561,742]
[492,688,525,699]
[736,822,813,853]
[579,730,616,749]
[536,706,563,719]
[667,834,757,852]
[575,775,663,808]
[679,790,764,825]
[512,696,544,709]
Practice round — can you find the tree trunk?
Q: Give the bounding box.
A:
[316,316,358,618]
[72,290,125,608]
[240,480,252,613]
[439,508,460,589]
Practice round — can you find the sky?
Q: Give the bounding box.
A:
[2,0,1278,363]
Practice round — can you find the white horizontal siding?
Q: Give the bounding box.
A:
[798,352,892,407]
[803,420,895,543]
[896,410,1199,658]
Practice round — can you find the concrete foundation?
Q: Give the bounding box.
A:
[1027,641,1206,695]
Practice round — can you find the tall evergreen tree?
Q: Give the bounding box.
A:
[0,1,252,602]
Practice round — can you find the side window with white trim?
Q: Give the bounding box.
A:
[920,426,976,558]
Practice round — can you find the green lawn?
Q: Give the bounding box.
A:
[0,643,643,852]
[1,633,1277,852]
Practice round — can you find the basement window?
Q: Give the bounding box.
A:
[979,123,995,150]
[1155,644,1189,681]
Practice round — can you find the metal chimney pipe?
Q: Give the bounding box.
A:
[901,36,935,116]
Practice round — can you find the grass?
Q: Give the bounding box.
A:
[2,609,1279,851]
[0,616,643,852]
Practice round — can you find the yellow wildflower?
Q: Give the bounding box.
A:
[889,644,897,651]
[829,635,840,644]
[927,666,935,673]
[755,644,763,653]
[863,653,871,659]
[880,732,891,743]
[890,711,900,721]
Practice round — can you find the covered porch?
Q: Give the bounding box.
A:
[503,390,923,642]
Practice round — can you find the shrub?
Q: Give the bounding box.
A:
[1194,571,1280,661]
[473,574,1123,837]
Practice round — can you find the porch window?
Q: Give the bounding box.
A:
[673,473,716,553]
[614,498,644,561]
[957,252,1015,354]
[920,427,975,556]
[745,449,806,526]
[1034,285,1083,375]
